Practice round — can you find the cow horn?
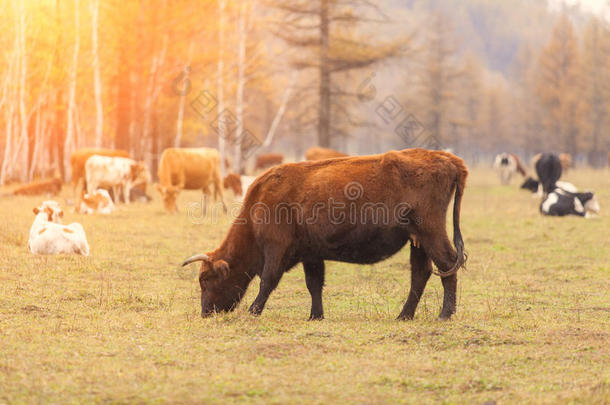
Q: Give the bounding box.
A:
[182,254,210,267]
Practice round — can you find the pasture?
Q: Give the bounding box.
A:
[0,168,608,404]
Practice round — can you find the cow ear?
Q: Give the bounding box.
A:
[213,260,230,280]
[33,207,40,214]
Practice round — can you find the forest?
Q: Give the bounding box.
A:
[0,0,609,184]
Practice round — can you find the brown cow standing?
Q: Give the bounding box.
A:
[70,148,130,198]
[182,148,468,321]
[156,148,226,213]
[305,146,348,161]
[255,153,284,170]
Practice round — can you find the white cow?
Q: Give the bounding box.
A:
[493,153,526,185]
[28,201,90,255]
[77,189,115,215]
[85,155,150,204]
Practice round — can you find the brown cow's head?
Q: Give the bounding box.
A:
[182,254,245,316]
[223,173,243,196]
[33,200,63,222]
[155,184,180,212]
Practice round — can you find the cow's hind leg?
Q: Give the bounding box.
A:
[249,246,286,316]
[397,245,432,320]
[303,260,325,320]
[421,232,459,320]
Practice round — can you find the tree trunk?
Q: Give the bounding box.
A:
[234,2,247,174]
[51,0,66,179]
[90,0,104,147]
[64,0,80,181]
[0,47,15,185]
[115,44,131,153]
[16,0,28,181]
[217,0,227,175]
[318,0,331,147]
[175,40,193,148]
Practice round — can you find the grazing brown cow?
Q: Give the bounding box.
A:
[223,173,243,197]
[182,148,468,321]
[559,153,572,172]
[156,148,226,213]
[255,153,284,170]
[12,178,62,196]
[70,148,130,197]
[305,146,348,161]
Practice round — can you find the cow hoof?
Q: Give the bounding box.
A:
[396,314,414,321]
[438,313,453,321]
[248,305,263,316]
[308,314,324,321]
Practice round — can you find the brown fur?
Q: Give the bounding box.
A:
[70,148,130,197]
[509,153,527,176]
[62,227,74,234]
[12,178,62,196]
[559,153,572,172]
[38,228,47,235]
[305,146,348,161]
[255,153,284,170]
[184,149,468,321]
[82,192,104,210]
[223,173,243,196]
[156,148,226,213]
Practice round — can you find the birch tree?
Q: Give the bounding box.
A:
[63,0,80,179]
[90,0,104,147]
[217,0,226,175]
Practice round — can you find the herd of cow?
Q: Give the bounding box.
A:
[21,146,353,258]
[494,152,600,218]
[10,145,602,319]
[16,146,469,320]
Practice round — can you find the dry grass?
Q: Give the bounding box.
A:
[0,168,609,404]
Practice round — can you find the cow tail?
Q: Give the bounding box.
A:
[511,153,527,177]
[432,161,467,278]
[452,167,467,271]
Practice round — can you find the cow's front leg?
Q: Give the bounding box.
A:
[112,185,120,204]
[249,247,285,316]
[303,260,325,320]
[124,184,132,204]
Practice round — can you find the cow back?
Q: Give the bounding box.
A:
[158,148,221,190]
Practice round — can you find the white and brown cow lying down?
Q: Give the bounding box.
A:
[540,187,600,218]
[85,155,150,204]
[28,201,90,255]
[77,189,115,215]
[493,153,526,185]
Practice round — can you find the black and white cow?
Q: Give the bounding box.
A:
[540,188,600,218]
[521,153,563,196]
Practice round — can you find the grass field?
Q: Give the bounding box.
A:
[0,168,609,404]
